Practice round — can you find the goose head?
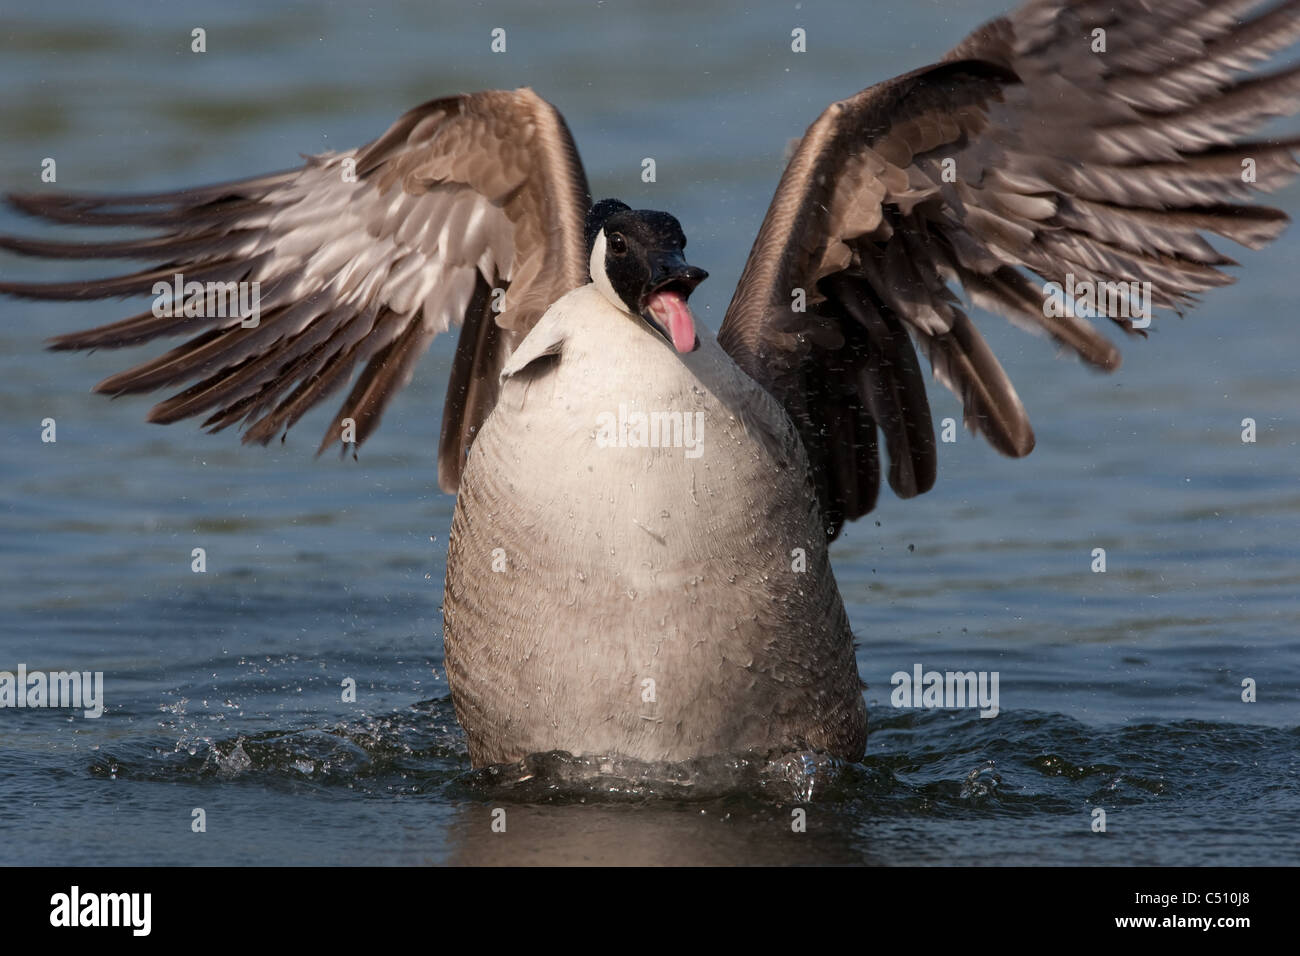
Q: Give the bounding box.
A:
[585,199,708,354]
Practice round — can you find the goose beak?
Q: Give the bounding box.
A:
[641,254,708,354]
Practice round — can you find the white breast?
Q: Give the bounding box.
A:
[442,283,867,766]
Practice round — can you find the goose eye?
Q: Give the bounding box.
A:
[608,233,627,255]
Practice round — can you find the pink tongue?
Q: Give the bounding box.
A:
[647,290,697,353]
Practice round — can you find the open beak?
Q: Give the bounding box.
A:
[640,252,708,354]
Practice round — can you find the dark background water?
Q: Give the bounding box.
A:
[1,0,1297,865]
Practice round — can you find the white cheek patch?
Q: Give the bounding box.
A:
[589,229,630,314]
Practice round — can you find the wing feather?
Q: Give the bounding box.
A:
[1,88,591,481]
[720,0,1300,539]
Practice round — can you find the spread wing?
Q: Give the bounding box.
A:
[0,87,591,492]
[719,0,1300,539]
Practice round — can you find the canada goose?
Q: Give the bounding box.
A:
[4,0,1299,768]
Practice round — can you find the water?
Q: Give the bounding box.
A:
[2,0,1298,865]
